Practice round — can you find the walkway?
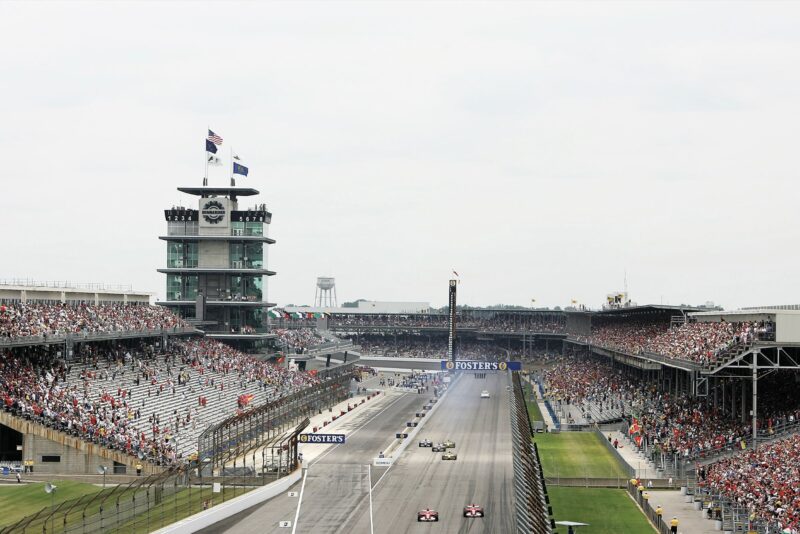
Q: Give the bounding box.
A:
[649,490,717,534]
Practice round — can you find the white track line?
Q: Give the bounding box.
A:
[309,392,409,467]
[289,468,308,534]
[368,463,375,534]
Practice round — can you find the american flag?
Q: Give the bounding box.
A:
[207,130,223,145]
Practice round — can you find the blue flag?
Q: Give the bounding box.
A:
[206,139,218,154]
[233,162,249,177]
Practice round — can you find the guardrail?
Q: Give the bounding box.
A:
[198,363,356,472]
[510,372,553,534]
[0,326,198,347]
[593,428,635,479]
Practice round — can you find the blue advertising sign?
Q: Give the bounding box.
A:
[298,433,346,444]
[440,360,522,371]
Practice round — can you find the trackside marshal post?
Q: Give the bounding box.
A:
[441,360,522,371]
[298,433,346,444]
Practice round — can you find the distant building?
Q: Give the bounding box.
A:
[0,280,150,305]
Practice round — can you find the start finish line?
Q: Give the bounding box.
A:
[441,360,522,371]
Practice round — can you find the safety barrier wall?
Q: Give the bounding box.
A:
[510,373,553,534]
[152,468,303,534]
[593,428,636,479]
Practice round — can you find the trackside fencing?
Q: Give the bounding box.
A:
[510,372,553,534]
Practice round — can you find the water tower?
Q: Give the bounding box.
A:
[315,277,337,308]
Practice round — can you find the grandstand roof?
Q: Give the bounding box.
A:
[593,304,711,316]
[177,186,259,197]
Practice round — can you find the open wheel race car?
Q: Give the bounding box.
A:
[417,508,439,522]
[432,443,446,452]
[443,440,456,448]
[463,504,484,517]
[419,439,432,447]
[442,451,457,460]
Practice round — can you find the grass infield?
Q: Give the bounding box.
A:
[0,480,103,528]
[526,399,544,422]
[548,487,654,534]
[534,431,630,479]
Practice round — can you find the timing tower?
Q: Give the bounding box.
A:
[157,186,276,350]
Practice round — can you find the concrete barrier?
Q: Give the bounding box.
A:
[152,468,303,534]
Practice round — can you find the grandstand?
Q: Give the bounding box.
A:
[0,301,330,478]
[4,293,800,533]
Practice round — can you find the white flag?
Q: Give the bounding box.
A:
[207,153,223,166]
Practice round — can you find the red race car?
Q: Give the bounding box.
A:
[417,508,439,522]
[463,504,484,518]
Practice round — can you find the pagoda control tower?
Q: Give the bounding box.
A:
[157,186,276,350]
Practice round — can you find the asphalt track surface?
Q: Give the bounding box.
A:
[202,373,515,534]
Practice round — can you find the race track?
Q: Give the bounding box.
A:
[201,372,515,534]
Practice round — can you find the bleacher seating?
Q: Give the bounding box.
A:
[1,338,319,466]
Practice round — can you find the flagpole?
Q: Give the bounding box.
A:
[230,146,235,187]
[204,126,209,186]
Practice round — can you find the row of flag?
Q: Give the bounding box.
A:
[268,310,329,320]
[205,129,249,177]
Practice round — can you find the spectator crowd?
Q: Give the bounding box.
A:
[0,337,319,466]
[540,356,800,462]
[704,433,800,531]
[352,335,510,360]
[0,303,189,339]
[273,328,326,353]
[583,320,774,365]
[329,312,565,333]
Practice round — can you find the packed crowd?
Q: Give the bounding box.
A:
[0,303,189,339]
[329,313,565,333]
[703,433,800,531]
[0,337,319,466]
[540,356,799,460]
[584,320,773,365]
[273,328,326,353]
[352,335,509,360]
[643,321,765,363]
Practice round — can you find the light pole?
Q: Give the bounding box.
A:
[97,465,108,488]
[44,482,57,533]
[200,457,211,510]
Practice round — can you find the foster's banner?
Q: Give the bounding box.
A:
[441,360,522,371]
[298,433,345,444]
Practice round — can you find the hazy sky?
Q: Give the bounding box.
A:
[2,1,799,310]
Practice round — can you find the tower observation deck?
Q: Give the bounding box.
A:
[157,186,276,350]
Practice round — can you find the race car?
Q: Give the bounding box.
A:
[442,451,457,460]
[480,390,490,398]
[432,443,446,452]
[417,508,439,522]
[443,440,456,448]
[419,439,433,447]
[463,504,484,517]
